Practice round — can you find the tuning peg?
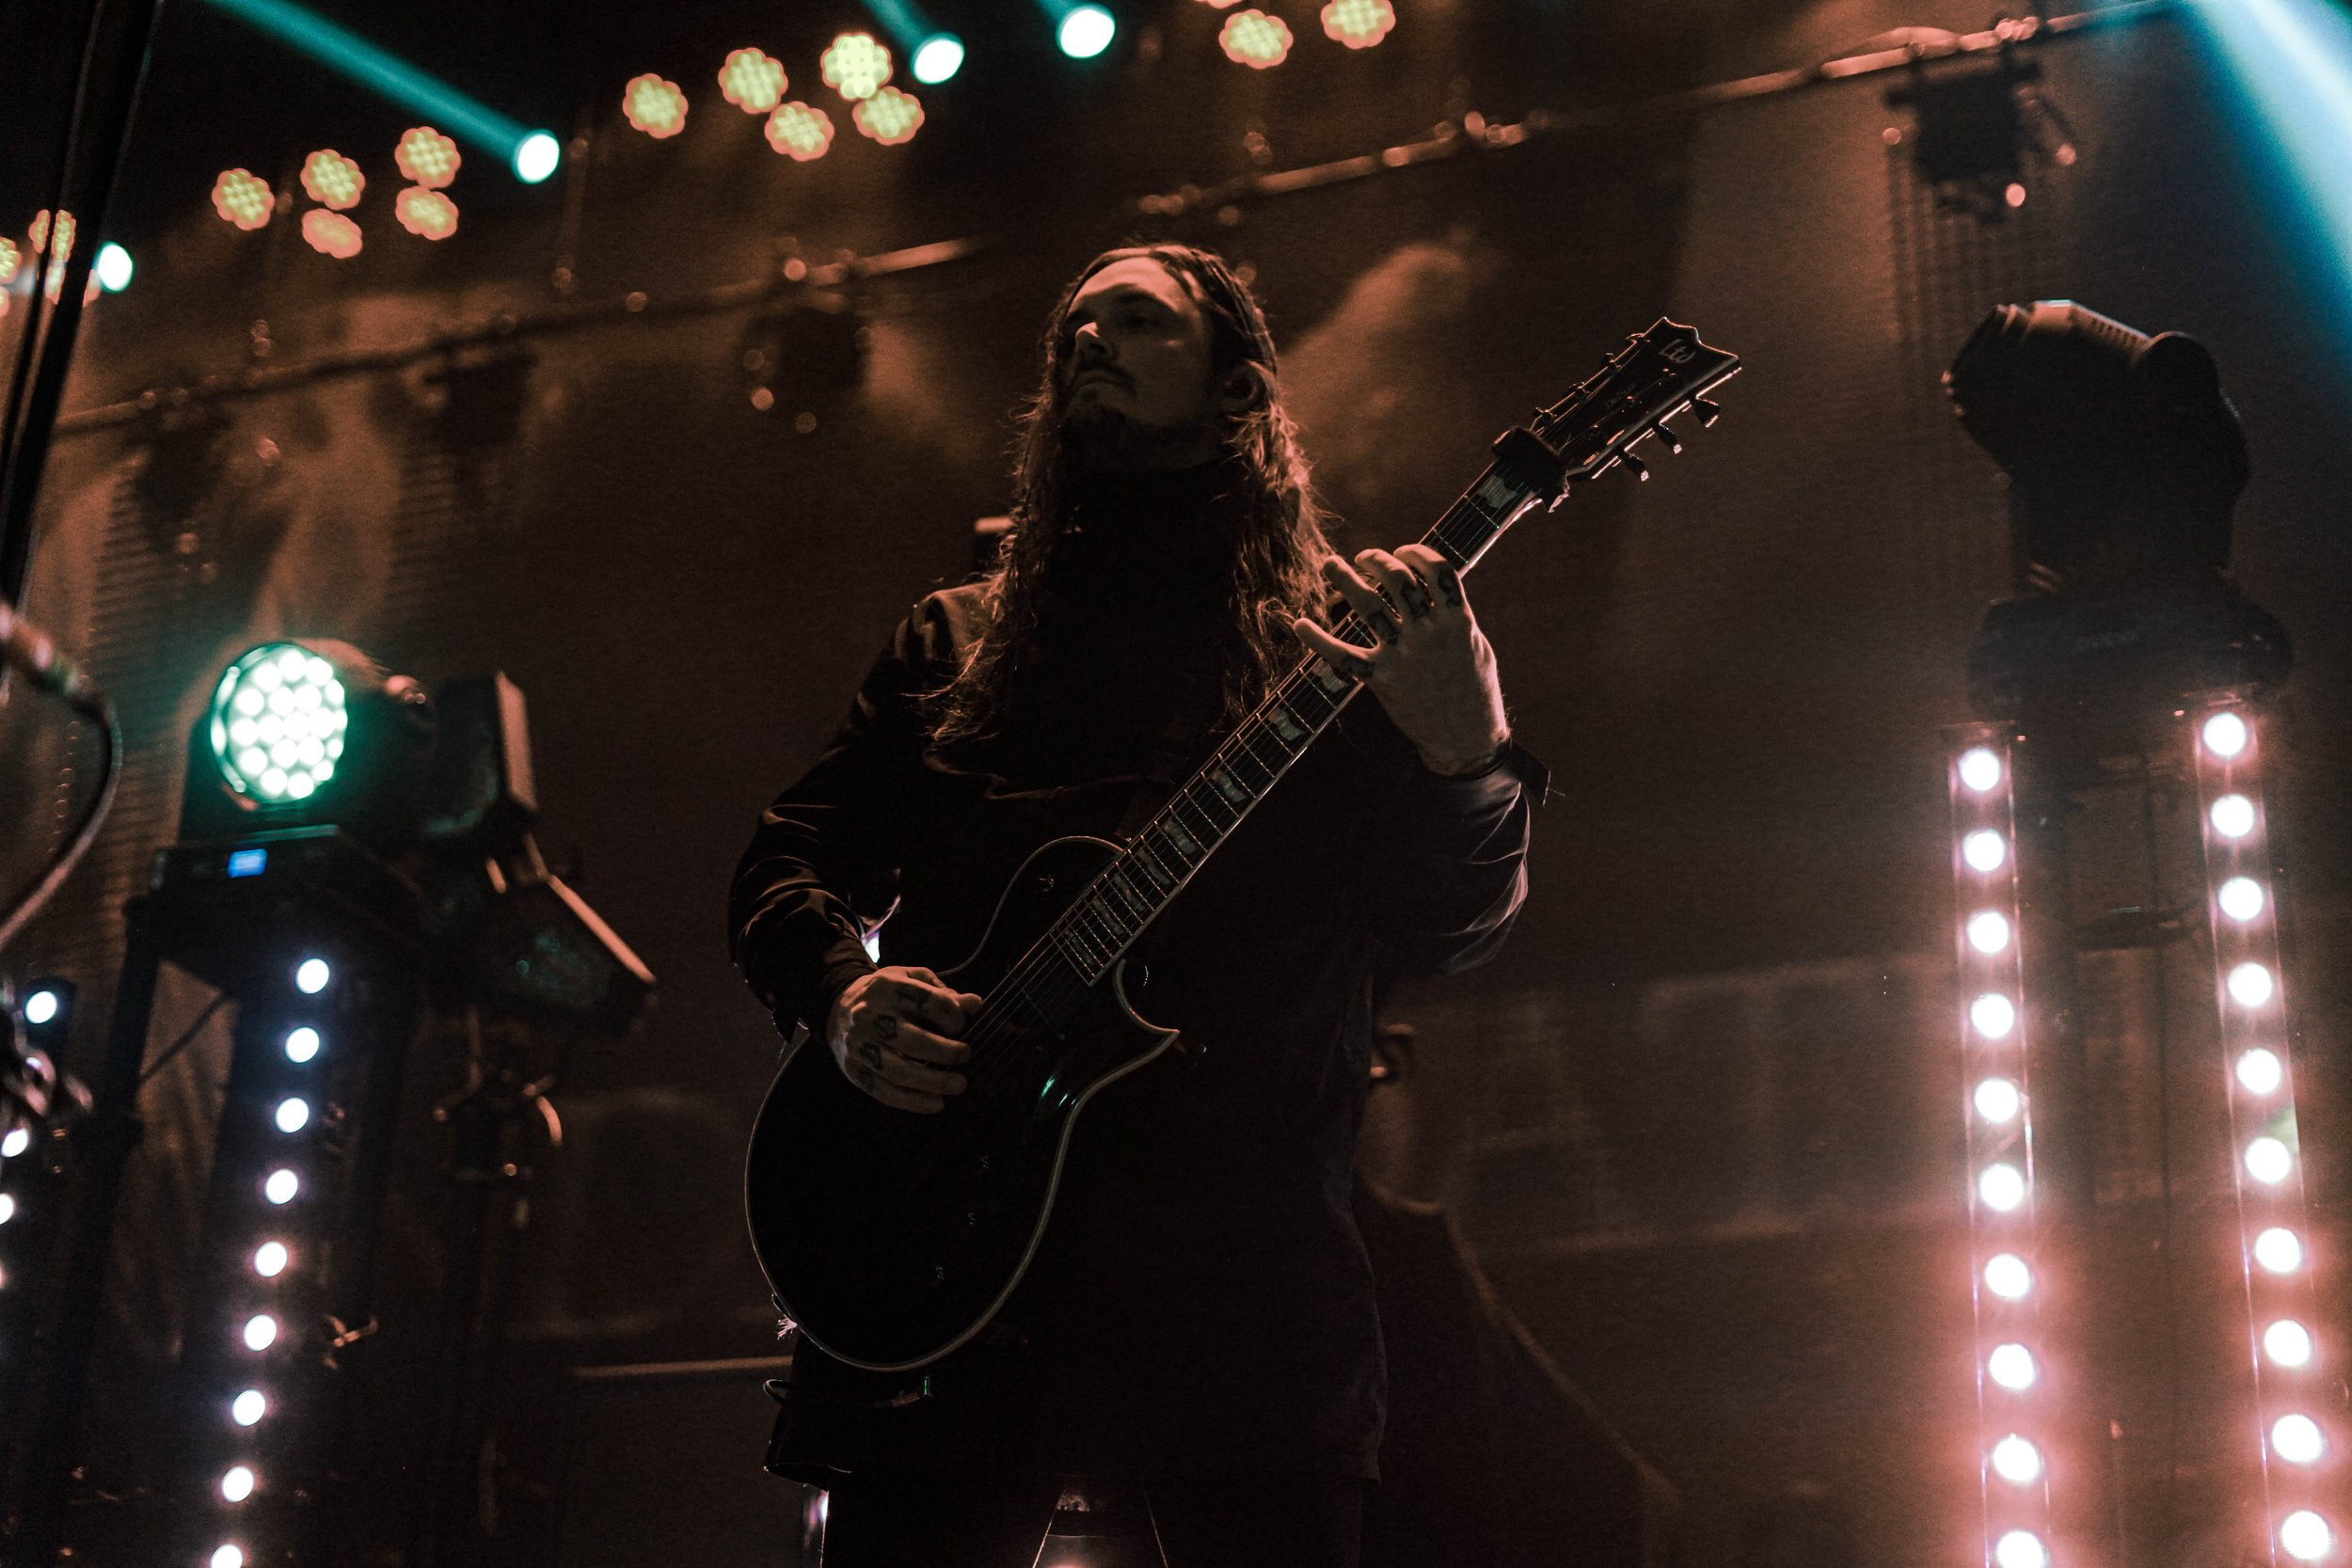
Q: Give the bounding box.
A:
[1621,453,1649,482]
[1655,424,1684,455]
[1690,398,1722,427]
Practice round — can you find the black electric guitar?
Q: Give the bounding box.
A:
[744,319,1740,1371]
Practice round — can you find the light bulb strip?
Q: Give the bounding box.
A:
[2189,701,2334,1549]
[1947,727,2055,1563]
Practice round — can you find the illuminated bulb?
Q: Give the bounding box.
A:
[719,48,787,113]
[243,1313,278,1351]
[2202,710,2249,758]
[1959,746,2003,792]
[2246,1135,2293,1184]
[912,34,964,83]
[0,237,15,285]
[2228,961,2276,1007]
[1987,1341,2038,1391]
[212,1547,245,1568]
[852,87,925,145]
[514,132,562,182]
[820,32,894,100]
[2256,1227,2305,1275]
[2237,1049,2284,1096]
[394,186,459,241]
[2284,1512,2336,1563]
[1978,1163,2026,1212]
[2211,793,2256,839]
[395,127,461,188]
[1966,910,2012,955]
[2219,877,2267,922]
[24,989,59,1025]
[623,73,689,137]
[220,1465,255,1502]
[1,1127,29,1159]
[231,1388,267,1426]
[213,170,278,230]
[1058,4,1117,57]
[1990,1433,2043,1483]
[1322,0,1398,49]
[285,1027,321,1064]
[275,1098,311,1134]
[1970,992,2017,1040]
[1219,8,1295,67]
[299,150,364,211]
[1974,1077,2022,1124]
[1984,1252,2031,1300]
[253,1241,290,1277]
[1963,830,2007,872]
[264,1168,299,1205]
[93,243,132,292]
[2265,1319,2315,1368]
[1994,1529,2048,1568]
[295,958,330,994]
[299,210,363,260]
[764,103,836,161]
[0,1194,14,1224]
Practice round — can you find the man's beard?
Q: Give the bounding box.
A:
[1059,397,1218,473]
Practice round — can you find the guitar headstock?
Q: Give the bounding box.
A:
[1533,320,1740,488]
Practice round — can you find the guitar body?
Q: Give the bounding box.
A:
[743,834,1179,1371]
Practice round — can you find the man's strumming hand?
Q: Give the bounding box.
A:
[826,965,984,1115]
[1292,546,1510,776]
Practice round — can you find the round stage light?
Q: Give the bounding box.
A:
[2237,1049,2284,1096]
[2265,1319,2315,1368]
[1322,0,1397,48]
[765,103,836,161]
[1987,1341,2037,1391]
[1962,830,2007,872]
[300,209,362,259]
[242,1313,278,1351]
[285,1027,321,1064]
[1974,1076,2022,1124]
[214,169,276,231]
[0,1194,15,1224]
[253,1241,290,1277]
[623,73,689,138]
[1994,1529,2048,1568]
[93,243,133,292]
[231,1388,267,1426]
[209,645,350,804]
[1219,8,1294,67]
[264,1168,300,1205]
[1978,1163,2026,1212]
[853,87,925,146]
[23,989,59,1026]
[2219,876,2267,922]
[2229,961,2276,1008]
[1990,1433,2042,1484]
[212,1545,245,1568]
[913,33,964,84]
[1,1127,30,1159]
[30,210,74,259]
[299,150,364,211]
[395,186,459,241]
[275,1097,312,1134]
[1959,746,2003,792]
[1966,910,2012,955]
[0,237,17,284]
[2202,710,2249,758]
[2256,1227,2305,1275]
[1059,4,1117,58]
[2283,1511,2335,1563]
[295,958,332,994]
[220,1465,255,1502]
[2247,1135,2293,1185]
[821,32,894,99]
[1970,992,2017,1040]
[514,132,562,183]
[1984,1253,2031,1300]
[395,127,462,188]
[2211,793,2256,839]
[719,48,787,113]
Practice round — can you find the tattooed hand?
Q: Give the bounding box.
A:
[826,966,985,1114]
[1291,546,1510,776]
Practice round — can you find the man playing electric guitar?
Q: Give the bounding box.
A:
[728,245,1541,1568]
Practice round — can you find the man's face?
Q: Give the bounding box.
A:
[1057,257,1222,469]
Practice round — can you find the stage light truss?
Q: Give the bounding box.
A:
[2188,700,2340,1562]
[1947,728,2054,1568]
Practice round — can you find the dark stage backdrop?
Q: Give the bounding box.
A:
[5,2,2350,1563]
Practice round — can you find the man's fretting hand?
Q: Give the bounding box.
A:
[1292,546,1510,776]
[826,965,984,1114]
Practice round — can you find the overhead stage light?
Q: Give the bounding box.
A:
[1219,8,1294,67]
[513,132,562,183]
[232,1389,267,1426]
[2211,793,2256,839]
[2246,1135,2292,1184]
[2219,876,2267,921]
[1966,910,2012,954]
[1321,0,1395,48]
[1970,992,2017,1040]
[2203,709,2249,757]
[394,126,462,187]
[1986,1341,2037,1390]
[1974,1077,2022,1124]
[1051,3,1117,59]
[299,150,364,210]
[766,103,836,161]
[822,32,895,100]
[2228,961,2275,1008]
[1958,746,2003,792]
[912,34,963,83]
[214,169,277,230]
[2237,1048,2284,1095]
[720,48,787,113]
[1983,1253,2031,1300]
[94,243,133,292]
[1963,829,2008,872]
[209,644,348,804]
[853,87,925,145]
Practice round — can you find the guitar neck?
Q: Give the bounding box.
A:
[1040,456,1553,995]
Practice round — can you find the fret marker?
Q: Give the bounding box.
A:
[1210,768,1248,806]
[1166,821,1199,855]
[1477,473,1521,510]
[1268,705,1307,745]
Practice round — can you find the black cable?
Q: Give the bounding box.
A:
[135,991,229,1087]
[0,692,118,958]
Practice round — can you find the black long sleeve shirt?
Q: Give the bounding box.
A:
[729,466,1539,1479]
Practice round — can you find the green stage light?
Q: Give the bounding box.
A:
[208,644,349,804]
